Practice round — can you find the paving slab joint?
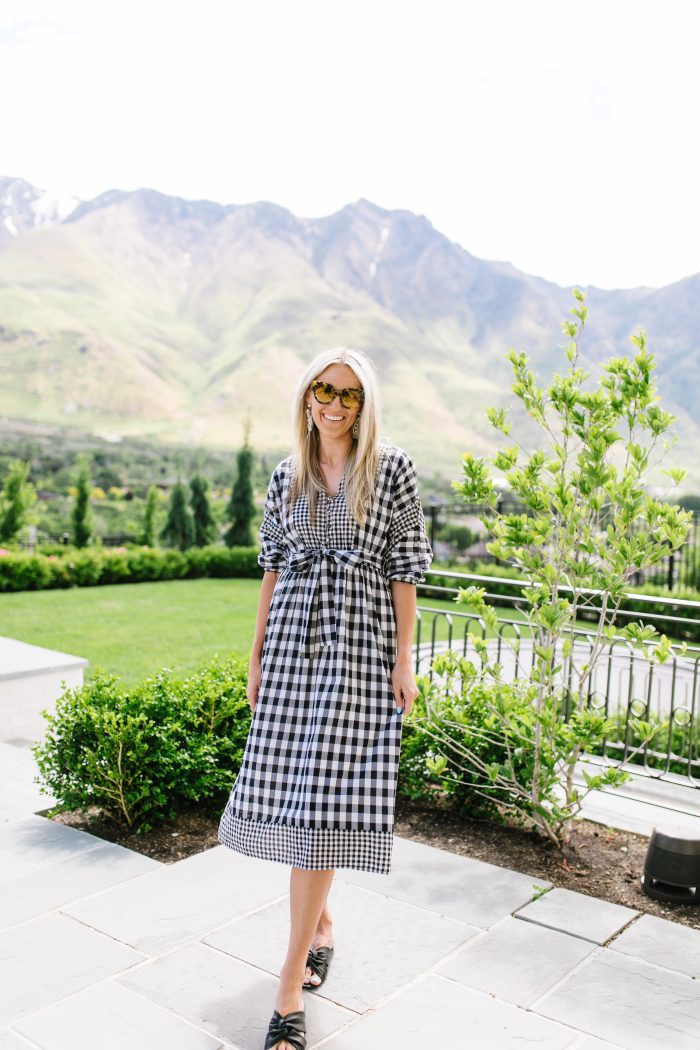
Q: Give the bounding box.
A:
[527,944,605,1014]
[523,882,552,906]
[603,910,643,947]
[311,1009,377,1049]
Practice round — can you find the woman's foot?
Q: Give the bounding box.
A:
[271,964,305,1050]
[265,1006,306,1050]
[304,917,334,987]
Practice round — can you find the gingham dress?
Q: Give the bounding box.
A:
[217,442,433,874]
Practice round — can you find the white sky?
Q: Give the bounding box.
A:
[2,0,699,290]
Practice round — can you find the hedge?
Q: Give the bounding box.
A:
[33,655,252,831]
[0,545,261,592]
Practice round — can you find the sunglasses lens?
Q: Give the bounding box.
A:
[313,382,335,404]
[340,390,362,409]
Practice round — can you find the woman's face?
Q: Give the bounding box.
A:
[306,363,363,442]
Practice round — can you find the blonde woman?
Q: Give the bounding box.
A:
[218,348,433,1050]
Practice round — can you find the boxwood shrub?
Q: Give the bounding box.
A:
[0,545,261,592]
[33,655,252,832]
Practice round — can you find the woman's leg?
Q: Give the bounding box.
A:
[304,873,335,986]
[272,867,335,1047]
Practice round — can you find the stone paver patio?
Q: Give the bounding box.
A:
[2,737,700,1049]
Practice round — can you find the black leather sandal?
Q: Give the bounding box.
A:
[264,1007,306,1050]
[302,945,335,989]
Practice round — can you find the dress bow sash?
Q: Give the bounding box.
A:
[286,546,383,658]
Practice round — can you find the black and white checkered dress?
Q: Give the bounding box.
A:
[218,442,433,874]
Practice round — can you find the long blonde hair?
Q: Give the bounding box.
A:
[288,347,382,528]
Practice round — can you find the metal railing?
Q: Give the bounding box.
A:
[419,569,700,638]
[414,571,700,786]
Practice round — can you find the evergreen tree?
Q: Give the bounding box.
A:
[159,481,195,550]
[189,474,217,546]
[0,459,36,543]
[224,422,256,547]
[70,453,93,548]
[141,485,160,546]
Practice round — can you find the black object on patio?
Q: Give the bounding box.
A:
[642,824,700,903]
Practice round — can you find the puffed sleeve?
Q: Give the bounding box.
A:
[382,450,433,583]
[257,463,288,573]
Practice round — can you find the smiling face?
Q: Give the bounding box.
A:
[306,362,363,441]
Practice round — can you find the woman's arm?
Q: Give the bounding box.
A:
[390,580,419,715]
[248,570,280,711]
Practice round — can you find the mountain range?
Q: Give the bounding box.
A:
[0,175,697,487]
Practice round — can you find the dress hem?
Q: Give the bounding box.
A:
[218,807,393,874]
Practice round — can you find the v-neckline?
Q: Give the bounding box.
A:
[323,465,347,501]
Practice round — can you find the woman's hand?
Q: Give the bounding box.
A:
[391,658,419,716]
[247,655,262,712]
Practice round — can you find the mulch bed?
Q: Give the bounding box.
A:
[48,795,700,931]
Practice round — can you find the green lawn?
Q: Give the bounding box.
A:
[1,579,261,686]
[0,576,523,687]
[6,577,681,690]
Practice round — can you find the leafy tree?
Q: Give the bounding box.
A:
[190,474,217,547]
[141,485,160,547]
[159,481,195,551]
[224,421,256,547]
[437,522,480,551]
[70,453,93,548]
[0,459,36,543]
[416,289,692,847]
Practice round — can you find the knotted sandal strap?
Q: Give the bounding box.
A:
[303,945,334,987]
[264,1008,306,1050]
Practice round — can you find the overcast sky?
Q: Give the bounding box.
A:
[2,0,698,290]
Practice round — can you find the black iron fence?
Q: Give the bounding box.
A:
[414,570,700,786]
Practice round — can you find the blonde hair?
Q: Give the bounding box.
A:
[288,347,382,528]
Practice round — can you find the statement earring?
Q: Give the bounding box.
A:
[352,415,361,439]
[306,404,314,433]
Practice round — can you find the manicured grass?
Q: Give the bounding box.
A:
[0,576,506,686]
[4,576,686,691]
[1,578,261,686]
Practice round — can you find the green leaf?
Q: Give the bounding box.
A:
[660,467,687,486]
[426,754,448,776]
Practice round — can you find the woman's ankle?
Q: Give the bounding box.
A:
[313,921,334,946]
[275,967,304,1007]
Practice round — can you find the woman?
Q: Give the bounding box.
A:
[218,347,433,1050]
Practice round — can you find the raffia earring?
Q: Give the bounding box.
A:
[306,404,314,433]
[352,415,361,439]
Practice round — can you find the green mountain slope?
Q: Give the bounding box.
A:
[0,184,697,483]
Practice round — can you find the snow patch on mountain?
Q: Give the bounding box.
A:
[0,176,82,239]
[369,225,390,280]
[30,188,81,224]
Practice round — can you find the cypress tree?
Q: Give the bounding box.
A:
[141,484,160,546]
[0,459,36,543]
[70,453,93,548]
[189,474,217,546]
[160,481,195,550]
[224,423,256,548]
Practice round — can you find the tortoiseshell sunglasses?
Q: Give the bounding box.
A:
[311,380,365,410]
